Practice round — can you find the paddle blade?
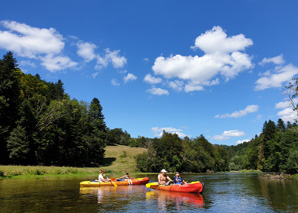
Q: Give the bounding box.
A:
[146,182,158,188]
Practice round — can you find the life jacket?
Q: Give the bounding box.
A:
[174,176,183,184]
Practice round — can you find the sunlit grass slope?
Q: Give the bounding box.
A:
[0,145,147,178]
[100,145,147,173]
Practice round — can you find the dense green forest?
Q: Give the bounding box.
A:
[0,52,108,166]
[224,119,298,174]
[1,52,298,174]
[0,52,153,166]
[136,132,229,173]
[135,120,298,174]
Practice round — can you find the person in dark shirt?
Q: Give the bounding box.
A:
[173,172,186,184]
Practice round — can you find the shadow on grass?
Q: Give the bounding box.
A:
[101,157,116,166]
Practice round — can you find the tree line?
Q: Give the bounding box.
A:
[0,52,109,166]
[225,119,298,174]
[0,52,150,166]
[136,131,229,173]
[1,52,297,174]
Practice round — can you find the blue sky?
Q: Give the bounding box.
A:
[1,0,298,145]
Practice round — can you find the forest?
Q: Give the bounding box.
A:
[1,52,107,166]
[1,52,298,174]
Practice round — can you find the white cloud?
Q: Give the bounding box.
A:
[202,78,220,86]
[275,99,298,122]
[212,130,245,141]
[144,74,162,84]
[0,20,64,58]
[255,64,298,90]
[184,83,204,92]
[77,41,97,62]
[259,54,284,66]
[123,73,137,83]
[19,60,36,68]
[0,20,127,73]
[105,48,127,68]
[111,78,120,86]
[91,72,99,79]
[152,127,189,138]
[277,108,297,122]
[95,48,127,70]
[215,105,259,118]
[168,80,184,91]
[40,54,78,72]
[144,58,149,62]
[236,139,250,145]
[275,99,294,109]
[151,26,253,93]
[147,87,169,96]
[0,20,79,72]
[192,26,253,53]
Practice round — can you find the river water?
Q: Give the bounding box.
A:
[1,173,298,212]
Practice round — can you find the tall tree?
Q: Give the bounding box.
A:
[89,98,106,131]
[262,120,277,160]
[0,52,21,163]
[277,118,286,132]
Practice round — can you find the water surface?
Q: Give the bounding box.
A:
[1,173,298,212]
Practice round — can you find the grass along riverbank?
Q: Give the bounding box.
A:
[0,145,148,178]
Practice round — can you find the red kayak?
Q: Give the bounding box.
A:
[148,181,204,193]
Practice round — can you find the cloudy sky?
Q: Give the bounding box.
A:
[1,0,298,145]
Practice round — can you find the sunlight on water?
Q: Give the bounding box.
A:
[0,173,298,212]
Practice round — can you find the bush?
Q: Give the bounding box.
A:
[136,152,149,172]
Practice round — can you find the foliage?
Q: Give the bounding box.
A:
[136,132,229,173]
[0,52,107,166]
[225,120,298,174]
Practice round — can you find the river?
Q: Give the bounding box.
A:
[1,173,298,212]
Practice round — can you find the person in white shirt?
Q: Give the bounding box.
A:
[98,170,110,182]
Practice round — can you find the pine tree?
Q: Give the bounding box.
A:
[89,98,106,131]
[277,118,286,132]
[0,52,21,163]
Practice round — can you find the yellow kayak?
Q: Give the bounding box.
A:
[80,177,150,187]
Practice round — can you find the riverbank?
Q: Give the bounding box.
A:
[0,165,158,179]
[0,145,149,179]
[261,173,298,180]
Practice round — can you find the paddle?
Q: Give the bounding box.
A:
[111,180,118,187]
[106,177,117,187]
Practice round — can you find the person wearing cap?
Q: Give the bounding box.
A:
[158,169,173,185]
[173,172,186,185]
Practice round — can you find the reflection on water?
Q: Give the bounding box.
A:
[146,190,204,211]
[1,173,298,212]
[80,186,147,205]
[79,186,203,212]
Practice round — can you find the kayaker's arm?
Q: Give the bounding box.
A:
[167,176,173,182]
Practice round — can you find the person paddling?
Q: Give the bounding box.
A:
[117,172,134,181]
[158,169,173,185]
[173,172,186,184]
[98,170,112,183]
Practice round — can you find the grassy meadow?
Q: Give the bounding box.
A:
[0,145,148,178]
